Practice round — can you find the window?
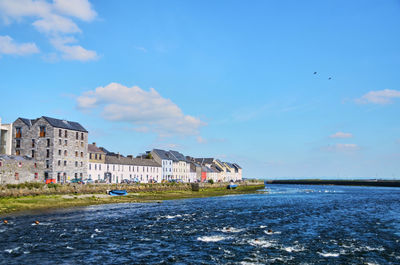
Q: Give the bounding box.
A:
[32,139,35,148]
[35,172,38,179]
[74,173,78,179]
[89,164,91,170]
[65,130,68,138]
[59,129,62,137]
[64,139,68,146]
[46,149,50,158]
[89,153,92,159]
[39,126,46,137]
[47,139,50,147]
[95,154,98,159]
[81,133,84,140]
[32,150,35,158]
[80,161,83,167]
[64,161,67,166]
[0,161,2,167]
[75,161,78,167]
[15,127,22,138]
[81,142,84,147]
[34,163,37,168]
[59,139,62,145]
[18,162,22,168]
[99,164,101,170]
[46,160,50,169]
[57,173,61,182]
[80,173,83,178]
[16,150,20,156]
[99,154,102,160]
[58,160,61,166]
[95,164,97,170]
[64,150,67,156]
[16,139,21,148]
[80,152,83,158]
[75,151,78,157]
[76,132,79,140]
[58,149,61,156]
[15,172,19,180]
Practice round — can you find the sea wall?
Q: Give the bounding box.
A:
[0,181,263,197]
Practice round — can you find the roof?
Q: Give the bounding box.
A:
[194,158,214,165]
[169,150,187,162]
[16,116,88,132]
[88,144,105,153]
[105,155,161,167]
[232,163,242,169]
[42,116,87,132]
[152,149,174,161]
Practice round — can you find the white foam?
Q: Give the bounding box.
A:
[90,234,96,238]
[264,230,281,235]
[259,225,266,228]
[197,235,228,242]
[281,245,305,252]
[94,228,102,233]
[221,227,244,233]
[66,246,74,250]
[4,247,20,253]
[249,239,275,248]
[318,252,340,257]
[162,214,182,219]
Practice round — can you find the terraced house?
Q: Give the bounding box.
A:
[11,116,88,183]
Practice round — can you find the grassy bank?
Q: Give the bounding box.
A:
[0,184,264,216]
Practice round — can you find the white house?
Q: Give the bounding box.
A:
[151,149,173,181]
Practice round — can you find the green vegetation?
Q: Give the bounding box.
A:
[208,179,214,184]
[0,184,264,216]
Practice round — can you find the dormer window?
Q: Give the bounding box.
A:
[39,126,46,137]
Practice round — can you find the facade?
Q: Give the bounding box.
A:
[0,118,12,155]
[87,143,106,181]
[169,150,191,182]
[151,149,173,181]
[104,155,162,183]
[193,157,242,182]
[11,116,88,183]
[0,155,44,184]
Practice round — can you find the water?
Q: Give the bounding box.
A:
[1,185,400,264]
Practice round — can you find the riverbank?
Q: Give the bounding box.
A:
[266,179,400,187]
[0,183,264,216]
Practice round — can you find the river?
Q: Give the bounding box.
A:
[1,185,400,264]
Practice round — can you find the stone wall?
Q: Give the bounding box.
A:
[0,156,44,184]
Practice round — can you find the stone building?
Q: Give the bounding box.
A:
[0,155,44,184]
[11,116,88,183]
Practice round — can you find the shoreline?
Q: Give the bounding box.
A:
[0,184,265,217]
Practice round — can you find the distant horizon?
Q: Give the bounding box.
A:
[1,0,399,179]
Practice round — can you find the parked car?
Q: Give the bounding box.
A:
[70,178,83,184]
[84,178,94,184]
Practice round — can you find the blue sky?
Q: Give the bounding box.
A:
[1,0,400,179]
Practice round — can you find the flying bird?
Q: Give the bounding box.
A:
[328,77,332,80]
[313,72,317,74]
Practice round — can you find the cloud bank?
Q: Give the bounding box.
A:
[77,83,205,137]
[0,0,98,61]
[356,89,400,105]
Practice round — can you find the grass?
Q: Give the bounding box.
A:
[0,184,264,216]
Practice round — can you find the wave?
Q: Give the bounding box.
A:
[318,252,340,257]
[197,235,228,242]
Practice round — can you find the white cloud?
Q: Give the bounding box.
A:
[330,132,353,139]
[356,89,400,104]
[51,36,98,61]
[324,143,360,152]
[0,0,97,61]
[77,82,205,137]
[53,0,96,22]
[0,35,39,55]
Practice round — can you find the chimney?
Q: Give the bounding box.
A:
[117,152,120,159]
[92,142,96,146]
[127,155,133,159]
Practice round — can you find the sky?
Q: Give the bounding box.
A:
[0,0,400,179]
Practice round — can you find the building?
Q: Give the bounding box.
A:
[87,142,106,181]
[0,118,12,155]
[0,155,44,184]
[169,150,191,182]
[104,155,162,183]
[11,116,88,183]
[151,149,173,181]
[194,157,242,182]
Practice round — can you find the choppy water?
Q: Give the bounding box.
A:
[1,185,400,264]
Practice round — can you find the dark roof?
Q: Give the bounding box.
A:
[194,158,214,165]
[105,155,161,167]
[232,163,242,169]
[42,116,87,132]
[169,150,186,162]
[88,144,105,153]
[152,149,174,161]
[16,116,88,132]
